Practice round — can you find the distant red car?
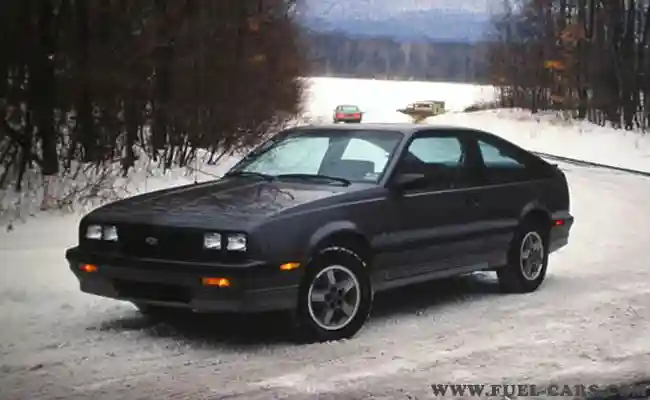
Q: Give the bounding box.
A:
[333,105,363,123]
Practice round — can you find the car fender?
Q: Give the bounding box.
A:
[307,220,363,254]
[519,200,551,222]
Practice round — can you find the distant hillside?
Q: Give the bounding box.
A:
[297,1,493,83]
[300,9,490,42]
[301,0,493,19]
[305,31,491,83]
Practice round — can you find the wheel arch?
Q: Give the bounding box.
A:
[519,203,552,235]
[307,222,372,267]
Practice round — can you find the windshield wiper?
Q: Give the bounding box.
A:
[276,173,351,186]
[223,171,275,181]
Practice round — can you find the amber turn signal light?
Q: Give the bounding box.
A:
[80,264,98,273]
[279,262,300,271]
[201,277,231,287]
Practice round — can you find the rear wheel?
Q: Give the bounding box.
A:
[497,221,549,293]
[294,247,373,342]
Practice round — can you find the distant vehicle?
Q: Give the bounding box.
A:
[333,105,363,123]
[66,123,573,342]
[398,100,446,123]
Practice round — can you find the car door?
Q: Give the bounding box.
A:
[469,132,550,265]
[380,130,485,283]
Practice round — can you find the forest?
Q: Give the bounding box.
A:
[0,0,306,207]
[486,0,650,130]
[305,31,491,83]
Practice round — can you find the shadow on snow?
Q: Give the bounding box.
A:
[90,271,546,348]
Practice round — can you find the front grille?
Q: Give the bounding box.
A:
[119,224,204,261]
[116,223,250,264]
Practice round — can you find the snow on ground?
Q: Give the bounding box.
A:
[1,159,650,399]
[1,77,650,398]
[302,76,496,123]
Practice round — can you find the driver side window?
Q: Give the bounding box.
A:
[396,135,467,190]
[409,137,463,165]
[341,138,390,174]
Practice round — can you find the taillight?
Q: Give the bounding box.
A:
[353,113,360,118]
[336,113,344,118]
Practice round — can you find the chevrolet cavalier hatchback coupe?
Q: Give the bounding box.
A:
[66,123,574,342]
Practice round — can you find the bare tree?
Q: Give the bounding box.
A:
[0,0,308,207]
[487,0,650,131]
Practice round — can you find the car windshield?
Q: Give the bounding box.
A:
[229,129,403,183]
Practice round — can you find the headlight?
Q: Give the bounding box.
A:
[85,224,119,241]
[85,225,103,240]
[203,232,222,250]
[104,225,118,241]
[227,233,247,251]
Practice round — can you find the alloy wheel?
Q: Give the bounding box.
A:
[307,265,361,331]
[519,231,545,281]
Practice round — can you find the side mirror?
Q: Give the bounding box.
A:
[390,173,427,192]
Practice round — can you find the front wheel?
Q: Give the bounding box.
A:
[294,247,373,342]
[497,222,549,293]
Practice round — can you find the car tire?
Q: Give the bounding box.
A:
[293,246,373,342]
[497,221,549,293]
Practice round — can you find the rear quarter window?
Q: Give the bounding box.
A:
[477,136,555,183]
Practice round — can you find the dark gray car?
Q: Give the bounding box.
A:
[66,123,574,342]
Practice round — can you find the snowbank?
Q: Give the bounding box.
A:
[431,108,650,173]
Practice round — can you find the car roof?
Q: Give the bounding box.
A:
[292,122,488,139]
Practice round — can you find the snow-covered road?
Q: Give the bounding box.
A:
[1,160,650,400]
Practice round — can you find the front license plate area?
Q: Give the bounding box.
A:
[113,279,191,303]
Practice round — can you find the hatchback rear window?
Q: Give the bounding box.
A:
[339,106,360,112]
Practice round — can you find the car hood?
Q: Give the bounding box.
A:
[86,177,351,229]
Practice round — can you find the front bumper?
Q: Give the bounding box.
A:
[65,247,302,313]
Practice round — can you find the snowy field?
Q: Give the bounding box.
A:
[1,77,650,399]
